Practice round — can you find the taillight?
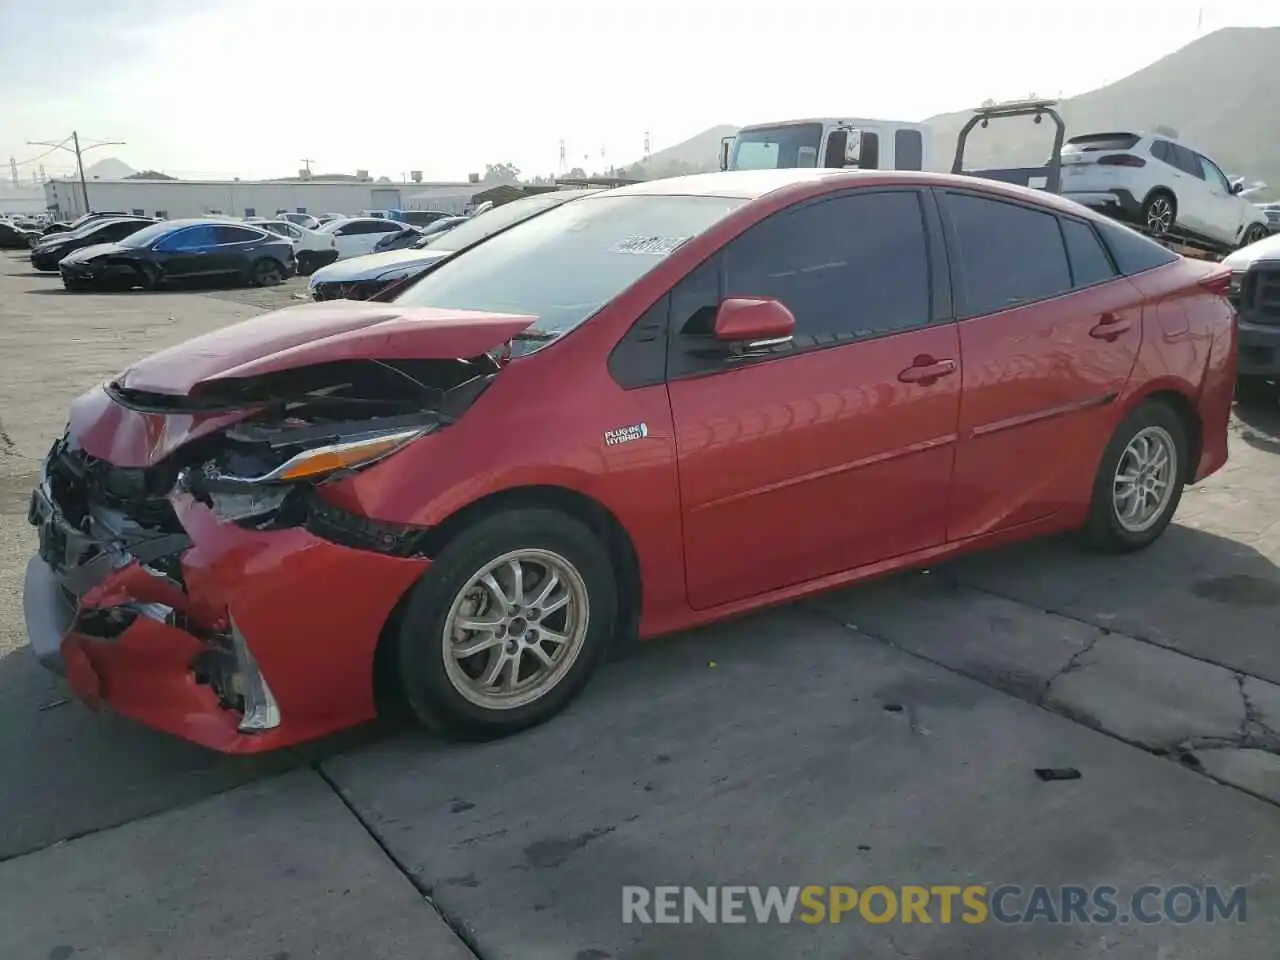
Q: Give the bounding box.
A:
[1198,268,1234,299]
[1097,154,1146,167]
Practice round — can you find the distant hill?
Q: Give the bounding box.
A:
[84,157,135,179]
[616,125,739,179]
[927,27,1280,197]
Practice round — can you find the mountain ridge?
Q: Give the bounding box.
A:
[615,27,1280,197]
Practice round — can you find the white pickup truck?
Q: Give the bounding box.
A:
[719,117,931,173]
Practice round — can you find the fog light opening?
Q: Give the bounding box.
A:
[229,614,281,732]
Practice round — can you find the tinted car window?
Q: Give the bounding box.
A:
[1150,140,1174,165]
[1171,143,1203,179]
[160,225,219,251]
[1061,219,1118,288]
[1094,219,1178,276]
[894,129,924,170]
[214,225,266,243]
[98,220,148,241]
[1065,133,1142,153]
[944,193,1071,316]
[723,191,931,341]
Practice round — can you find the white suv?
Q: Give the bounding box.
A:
[1060,131,1269,254]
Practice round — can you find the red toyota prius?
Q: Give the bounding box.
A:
[24,170,1237,753]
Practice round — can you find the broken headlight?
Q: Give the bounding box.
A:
[187,423,430,525]
[211,425,427,485]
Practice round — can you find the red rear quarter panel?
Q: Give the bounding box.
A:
[1121,260,1235,481]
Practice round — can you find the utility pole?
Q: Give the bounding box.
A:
[27,131,126,214]
[300,157,314,175]
[8,157,17,187]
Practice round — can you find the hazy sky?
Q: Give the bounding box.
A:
[2,0,1276,182]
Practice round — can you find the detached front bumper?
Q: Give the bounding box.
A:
[24,478,429,754]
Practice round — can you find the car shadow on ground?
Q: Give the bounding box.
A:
[1234,393,1280,455]
[2,513,1274,860]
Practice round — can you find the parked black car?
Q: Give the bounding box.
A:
[58,219,296,291]
[0,221,38,249]
[30,216,157,270]
[40,211,132,237]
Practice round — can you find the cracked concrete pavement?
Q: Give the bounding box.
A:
[3,253,1280,957]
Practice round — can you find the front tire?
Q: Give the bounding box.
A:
[394,508,617,739]
[1083,401,1188,553]
[1141,190,1177,236]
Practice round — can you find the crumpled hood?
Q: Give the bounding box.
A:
[311,247,452,284]
[1224,231,1280,271]
[117,300,537,396]
[60,241,130,264]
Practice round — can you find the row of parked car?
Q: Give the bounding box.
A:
[13,208,477,292]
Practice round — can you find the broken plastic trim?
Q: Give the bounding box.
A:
[229,614,281,733]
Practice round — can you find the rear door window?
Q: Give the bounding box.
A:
[1170,143,1204,179]
[1093,219,1178,275]
[943,193,1072,316]
[1060,218,1118,288]
[214,225,266,244]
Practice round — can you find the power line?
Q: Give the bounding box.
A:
[27,131,127,212]
[12,136,72,168]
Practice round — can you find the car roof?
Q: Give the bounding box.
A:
[604,168,1116,221]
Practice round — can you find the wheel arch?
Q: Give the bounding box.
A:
[1119,384,1201,483]
[371,483,644,712]
[1140,185,1177,209]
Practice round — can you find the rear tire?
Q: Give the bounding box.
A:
[251,257,284,287]
[1082,401,1188,554]
[1141,190,1177,236]
[394,508,617,740]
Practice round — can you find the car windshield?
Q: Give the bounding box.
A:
[118,221,183,247]
[423,193,585,253]
[392,193,746,352]
[730,123,823,170]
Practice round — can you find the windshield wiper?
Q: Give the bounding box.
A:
[510,330,557,341]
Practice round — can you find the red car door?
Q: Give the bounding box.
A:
[938,190,1144,540]
[666,189,962,611]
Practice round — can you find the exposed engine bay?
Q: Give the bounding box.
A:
[99,354,497,535]
[35,355,496,723]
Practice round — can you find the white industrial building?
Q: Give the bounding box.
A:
[42,175,493,221]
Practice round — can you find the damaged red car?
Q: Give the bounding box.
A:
[25,169,1237,753]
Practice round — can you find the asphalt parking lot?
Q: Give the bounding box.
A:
[2,252,1280,958]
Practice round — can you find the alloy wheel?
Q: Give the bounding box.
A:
[1112,425,1178,533]
[1146,197,1174,234]
[441,549,590,710]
